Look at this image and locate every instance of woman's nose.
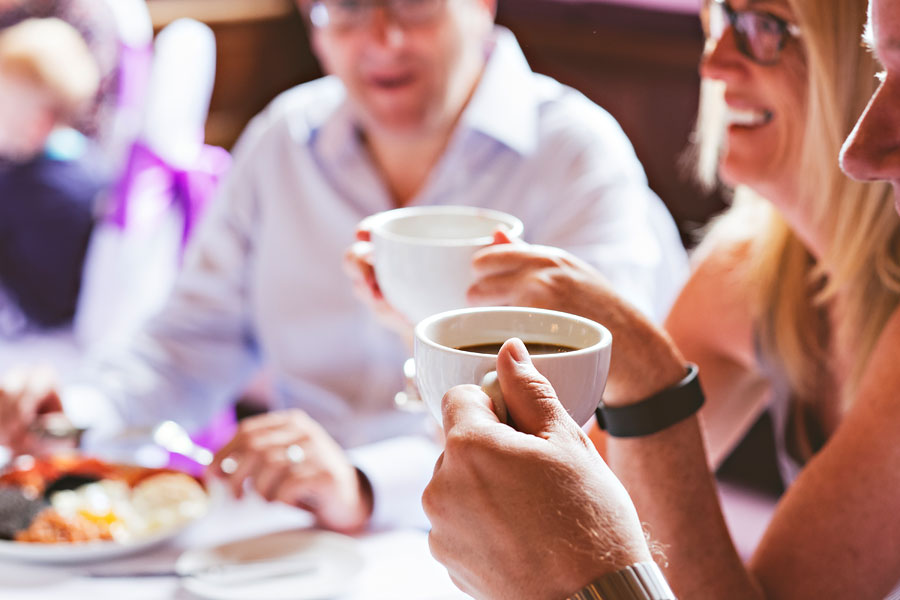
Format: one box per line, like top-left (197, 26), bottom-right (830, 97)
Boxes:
top-left (699, 26), bottom-right (747, 84)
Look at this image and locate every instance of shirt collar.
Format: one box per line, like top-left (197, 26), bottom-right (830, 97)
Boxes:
top-left (459, 27), bottom-right (540, 156)
top-left (305, 79), bottom-right (359, 165)
top-left (311, 26), bottom-right (540, 164)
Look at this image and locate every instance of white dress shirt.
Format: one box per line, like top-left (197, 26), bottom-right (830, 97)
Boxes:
top-left (64, 28), bottom-right (688, 528)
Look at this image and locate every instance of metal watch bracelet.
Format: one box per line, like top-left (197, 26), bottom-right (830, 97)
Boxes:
top-left (566, 561), bottom-right (676, 600)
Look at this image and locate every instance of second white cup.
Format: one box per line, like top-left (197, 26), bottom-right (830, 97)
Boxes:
top-left (369, 206), bottom-right (524, 324)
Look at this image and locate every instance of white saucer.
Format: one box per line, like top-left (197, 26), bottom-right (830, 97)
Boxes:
top-left (176, 528), bottom-right (364, 600)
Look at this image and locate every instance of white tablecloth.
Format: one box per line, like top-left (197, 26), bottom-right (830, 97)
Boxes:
top-left (0, 490), bottom-right (470, 600)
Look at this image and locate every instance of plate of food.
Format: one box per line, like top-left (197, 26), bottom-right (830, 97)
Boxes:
top-left (0, 454), bottom-right (209, 564)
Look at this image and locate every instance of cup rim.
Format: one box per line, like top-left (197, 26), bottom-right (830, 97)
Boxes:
top-left (414, 306), bottom-right (612, 357)
top-left (369, 206), bottom-right (525, 247)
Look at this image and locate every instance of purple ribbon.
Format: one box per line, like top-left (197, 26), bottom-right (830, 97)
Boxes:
top-left (108, 141), bottom-right (231, 252)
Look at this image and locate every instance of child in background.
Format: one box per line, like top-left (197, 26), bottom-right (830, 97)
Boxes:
top-left (0, 18), bottom-right (107, 331)
top-left (0, 0), bottom-right (119, 142)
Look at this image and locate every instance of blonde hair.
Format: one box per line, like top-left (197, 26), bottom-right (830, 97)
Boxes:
top-left (0, 18), bottom-right (100, 123)
top-left (696, 0), bottom-right (900, 456)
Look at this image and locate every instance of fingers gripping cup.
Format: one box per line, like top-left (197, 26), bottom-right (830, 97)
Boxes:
top-left (414, 307), bottom-right (612, 428)
top-left (369, 206), bottom-right (524, 324)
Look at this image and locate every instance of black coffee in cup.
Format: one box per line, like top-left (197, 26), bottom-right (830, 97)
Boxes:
top-left (455, 342), bottom-right (577, 355)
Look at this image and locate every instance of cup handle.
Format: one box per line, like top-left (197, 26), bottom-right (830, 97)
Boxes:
top-left (480, 371), bottom-right (508, 424)
top-left (395, 358), bottom-right (427, 413)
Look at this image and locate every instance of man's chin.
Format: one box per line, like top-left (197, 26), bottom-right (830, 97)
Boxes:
top-left (350, 97), bottom-right (437, 136)
top-left (894, 184), bottom-right (900, 217)
top-left (367, 112), bottom-right (435, 138)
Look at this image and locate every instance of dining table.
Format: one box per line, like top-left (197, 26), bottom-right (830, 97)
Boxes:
top-left (0, 325), bottom-right (472, 600)
top-left (0, 483), bottom-right (471, 600)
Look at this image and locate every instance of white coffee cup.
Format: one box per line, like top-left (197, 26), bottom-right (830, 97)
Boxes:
top-left (368, 206), bottom-right (524, 324)
top-left (414, 307), bottom-right (612, 427)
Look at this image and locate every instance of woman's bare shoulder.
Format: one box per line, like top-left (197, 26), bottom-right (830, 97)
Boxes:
top-left (665, 236), bottom-right (758, 367)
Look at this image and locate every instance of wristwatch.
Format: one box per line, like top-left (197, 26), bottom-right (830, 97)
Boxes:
top-left (567, 562), bottom-right (676, 600)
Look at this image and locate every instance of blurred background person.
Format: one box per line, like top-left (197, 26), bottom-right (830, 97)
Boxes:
top-left (0, 0), bottom-right (119, 146)
top-left (0, 18), bottom-right (107, 334)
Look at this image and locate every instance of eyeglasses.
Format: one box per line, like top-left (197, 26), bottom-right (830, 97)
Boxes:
top-left (308, 0), bottom-right (447, 30)
top-left (701, 0), bottom-right (801, 66)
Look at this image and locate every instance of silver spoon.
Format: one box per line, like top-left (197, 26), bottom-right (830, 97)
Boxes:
top-left (152, 420), bottom-right (239, 474)
top-left (152, 420), bottom-right (214, 466)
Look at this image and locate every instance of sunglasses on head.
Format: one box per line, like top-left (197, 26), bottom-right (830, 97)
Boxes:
top-left (702, 0), bottom-right (801, 66)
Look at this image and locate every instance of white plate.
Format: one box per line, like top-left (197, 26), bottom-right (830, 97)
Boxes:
top-left (0, 525), bottom-right (185, 564)
top-left (176, 529), bottom-right (364, 600)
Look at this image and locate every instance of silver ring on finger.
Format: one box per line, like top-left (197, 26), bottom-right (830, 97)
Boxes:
top-left (286, 443), bottom-right (306, 465)
top-left (220, 455), bottom-right (239, 475)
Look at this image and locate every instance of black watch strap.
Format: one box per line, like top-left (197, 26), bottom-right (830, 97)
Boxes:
top-left (595, 363), bottom-right (703, 438)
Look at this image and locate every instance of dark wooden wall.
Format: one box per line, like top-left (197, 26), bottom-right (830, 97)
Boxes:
top-left (196, 10), bottom-right (319, 148)
top-left (161, 0), bottom-right (725, 243)
top-left (497, 0), bottom-right (726, 244)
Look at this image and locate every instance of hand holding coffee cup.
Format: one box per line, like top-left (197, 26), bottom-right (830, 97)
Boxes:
top-left (366, 206), bottom-right (524, 324)
top-left (343, 226), bottom-right (413, 342)
top-left (414, 307), bottom-right (612, 427)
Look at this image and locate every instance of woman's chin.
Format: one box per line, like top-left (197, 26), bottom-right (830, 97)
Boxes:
top-left (715, 160), bottom-right (745, 190)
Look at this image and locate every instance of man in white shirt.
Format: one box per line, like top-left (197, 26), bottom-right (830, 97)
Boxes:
top-left (0, 0), bottom-right (687, 532)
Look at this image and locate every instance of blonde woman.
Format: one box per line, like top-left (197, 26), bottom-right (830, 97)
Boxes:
top-left (671, 0), bottom-right (900, 474)
top-left (459, 0), bottom-right (900, 597)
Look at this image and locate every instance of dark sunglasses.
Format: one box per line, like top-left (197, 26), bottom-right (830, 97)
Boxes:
top-left (701, 0), bottom-right (801, 66)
